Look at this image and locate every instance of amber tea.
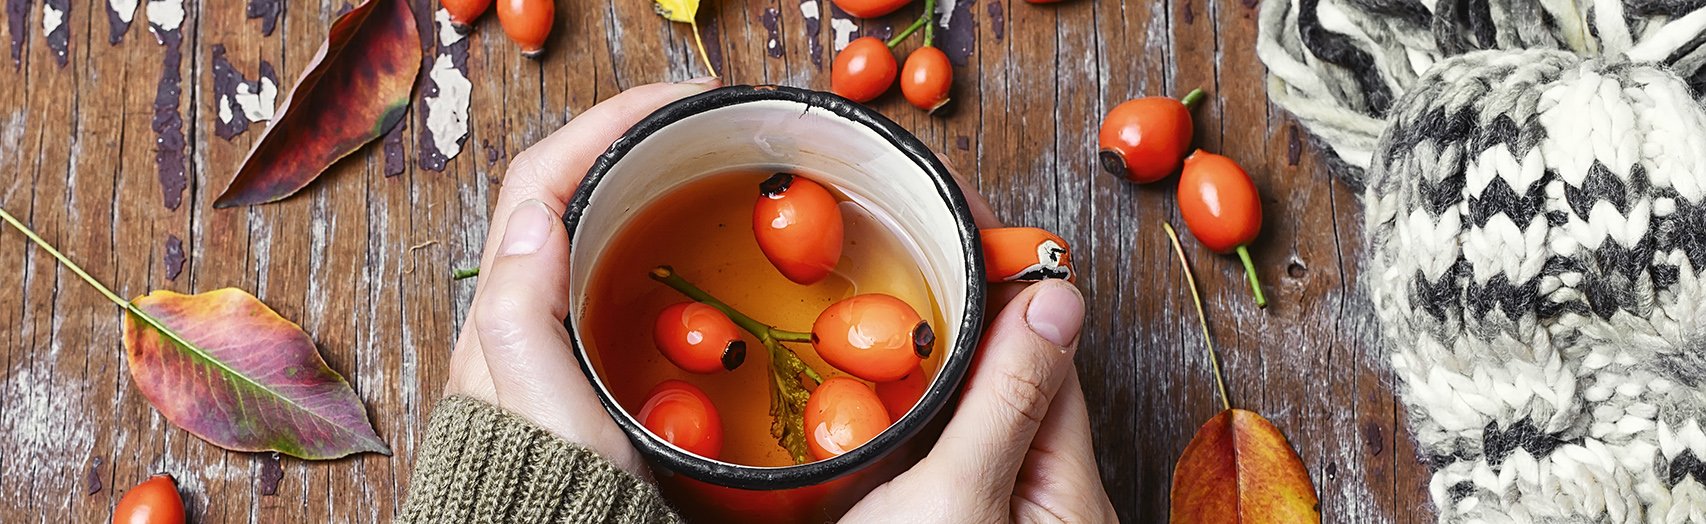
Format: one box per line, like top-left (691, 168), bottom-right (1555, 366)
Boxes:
top-left (581, 170), bottom-right (947, 468)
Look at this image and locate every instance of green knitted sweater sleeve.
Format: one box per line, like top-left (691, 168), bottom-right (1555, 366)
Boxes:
top-left (396, 395), bottom-right (682, 523)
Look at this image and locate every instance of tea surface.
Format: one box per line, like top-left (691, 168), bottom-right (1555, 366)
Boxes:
top-left (582, 171), bottom-right (945, 467)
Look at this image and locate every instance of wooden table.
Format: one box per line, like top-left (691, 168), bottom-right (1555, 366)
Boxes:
top-left (0, 0), bottom-right (1434, 520)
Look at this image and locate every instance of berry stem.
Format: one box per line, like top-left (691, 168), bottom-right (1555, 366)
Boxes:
top-left (887, 0), bottom-right (937, 48)
top-left (451, 266), bottom-right (480, 280)
top-left (1180, 88), bottom-right (1206, 110)
top-left (1235, 245), bottom-right (1268, 309)
top-left (649, 266), bottom-right (824, 383)
top-left (1163, 223), bottom-right (1232, 412)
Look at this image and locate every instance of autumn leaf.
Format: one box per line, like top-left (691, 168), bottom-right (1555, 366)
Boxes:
top-left (0, 208), bottom-right (387, 460)
top-left (214, 0), bottom-right (422, 208)
top-left (124, 289), bottom-right (390, 459)
top-left (653, 0), bottom-right (717, 77)
top-left (1170, 409), bottom-right (1320, 522)
top-left (1163, 223), bottom-right (1319, 523)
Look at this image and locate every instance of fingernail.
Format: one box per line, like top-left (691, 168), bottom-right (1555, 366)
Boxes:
top-left (498, 200), bottom-right (556, 257)
top-left (680, 76), bottom-right (722, 86)
top-left (1025, 281), bottom-right (1084, 347)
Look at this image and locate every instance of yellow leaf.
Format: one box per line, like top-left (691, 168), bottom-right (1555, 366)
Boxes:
top-left (653, 0), bottom-right (699, 23)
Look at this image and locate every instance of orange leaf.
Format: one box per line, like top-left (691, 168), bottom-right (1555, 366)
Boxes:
top-left (123, 289), bottom-right (388, 459)
top-left (1171, 409), bottom-right (1319, 523)
top-left (213, 0), bottom-right (421, 207)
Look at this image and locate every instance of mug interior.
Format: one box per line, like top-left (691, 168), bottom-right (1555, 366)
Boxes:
top-left (563, 86), bottom-right (984, 489)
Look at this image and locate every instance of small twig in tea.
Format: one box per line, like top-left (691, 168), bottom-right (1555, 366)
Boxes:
top-left (648, 265), bottom-right (823, 382)
top-left (1164, 222), bottom-right (1232, 412)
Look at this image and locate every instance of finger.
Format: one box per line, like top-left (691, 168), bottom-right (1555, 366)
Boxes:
top-left (473, 199), bottom-right (642, 472)
top-left (455, 80), bottom-right (721, 368)
top-left (923, 280), bottom-right (1085, 496)
top-left (480, 79), bottom-right (722, 273)
top-left (1014, 366), bottom-right (1117, 521)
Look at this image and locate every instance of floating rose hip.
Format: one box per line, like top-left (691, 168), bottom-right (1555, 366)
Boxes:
top-left (639, 380), bottom-right (724, 460)
top-left (1098, 89), bottom-right (1204, 184)
top-left (805, 377), bottom-right (890, 461)
top-left (753, 173), bottom-right (844, 285)
top-left (876, 366), bottom-right (929, 421)
top-left (654, 301), bottom-right (747, 373)
top-left (812, 293), bottom-right (932, 383)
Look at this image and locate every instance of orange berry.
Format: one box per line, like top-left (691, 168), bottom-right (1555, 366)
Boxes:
top-left (753, 173), bottom-right (844, 285)
top-left (441, 0), bottom-right (493, 32)
top-left (900, 46), bottom-right (952, 112)
top-left (639, 380), bottom-right (724, 459)
top-left (654, 302), bottom-right (747, 374)
top-left (804, 377), bottom-right (890, 461)
top-left (496, 0), bottom-right (553, 59)
top-left (875, 366), bottom-right (929, 421)
top-left (112, 474), bottom-right (184, 524)
top-left (811, 293), bottom-right (930, 383)
top-left (831, 37), bottom-right (897, 104)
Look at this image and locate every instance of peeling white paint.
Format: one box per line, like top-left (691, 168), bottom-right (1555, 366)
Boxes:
top-left (435, 8), bottom-right (464, 46)
top-left (147, 0), bottom-right (184, 37)
top-left (234, 77), bottom-right (277, 122)
top-left (110, 0), bottom-right (138, 23)
top-left (801, 0), bottom-right (819, 20)
top-left (42, 5), bottom-right (63, 34)
top-left (424, 55), bottom-right (471, 159)
top-left (937, 0), bottom-right (957, 27)
top-left (218, 94), bottom-right (235, 124)
top-left (831, 18), bottom-right (857, 51)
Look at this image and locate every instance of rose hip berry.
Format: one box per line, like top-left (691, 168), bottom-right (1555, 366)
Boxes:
top-left (1178, 150), bottom-right (1268, 308)
top-left (496, 0), bottom-right (553, 59)
top-left (900, 46), bottom-right (953, 113)
top-left (441, 0), bottom-right (493, 33)
top-left (875, 366), bottom-right (928, 421)
top-left (639, 380), bottom-right (724, 459)
top-left (654, 302), bottom-right (748, 373)
top-left (812, 293), bottom-right (932, 383)
top-left (753, 173), bottom-right (844, 285)
top-left (831, 37), bottom-right (898, 104)
top-left (1098, 89), bottom-right (1204, 184)
top-left (112, 474), bottom-right (184, 524)
top-left (804, 377), bottom-right (890, 461)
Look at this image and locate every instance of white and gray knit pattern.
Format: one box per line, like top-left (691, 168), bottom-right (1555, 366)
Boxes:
top-left (1260, 1), bottom-right (1706, 522)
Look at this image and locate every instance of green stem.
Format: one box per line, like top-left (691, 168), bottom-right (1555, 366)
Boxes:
top-left (1163, 223), bottom-right (1232, 412)
top-left (0, 207), bottom-right (129, 306)
top-left (887, 16), bottom-right (927, 47)
top-left (452, 266), bottom-right (480, 280)
top-left (648, 266), bottom-right (823, 383)
top-left (1180, 88), bottom-right (1206, 110)
top-left (887, 0), bottom-right (938, 48)
top-left (1235, 246), bottom-right (1268, 309)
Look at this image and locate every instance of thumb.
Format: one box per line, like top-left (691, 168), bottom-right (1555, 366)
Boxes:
top-left (923, 280), bottom-right (1084, 496)
top-left (472, 199), bottom-right (640, 471)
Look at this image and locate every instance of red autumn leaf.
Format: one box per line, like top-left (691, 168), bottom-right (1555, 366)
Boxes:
top-left (213, 0), bottom-right (421, 207)
top-left (1171, 409), bottom-right (1320, 523)
top-left (122, 288), bottom-right (389, 459)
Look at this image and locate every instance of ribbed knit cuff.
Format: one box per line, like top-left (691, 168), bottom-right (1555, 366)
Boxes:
top-left (397, 395), bottom-right (681, 523)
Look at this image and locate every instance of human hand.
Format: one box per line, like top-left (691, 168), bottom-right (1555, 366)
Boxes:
top-left (442, 78), bottom-right (722, 477)
top-left (842, 171), bottom-right (1116, 523)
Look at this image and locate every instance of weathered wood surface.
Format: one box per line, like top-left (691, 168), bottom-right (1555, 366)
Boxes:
top-left (0, 0), bottom-right (1432, 521)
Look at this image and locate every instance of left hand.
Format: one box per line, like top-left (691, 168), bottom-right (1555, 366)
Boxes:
top-left (443, 78), bottom-right (723, 477)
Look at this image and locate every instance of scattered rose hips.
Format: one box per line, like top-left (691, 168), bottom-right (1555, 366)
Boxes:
top-left (654, 302), bottom-right (747, 373)
top-left (831, 37), bottom-right (898, 104)
top-left (1098, 89), bottom-right (1204, 184)
top-left (112, 474), bottom-right (184, 524)
top-left (876, 366), bottom-right (929, 421)
top-left (496, 0), bottom-right (553, 59)
top-left (639, 380), bottom-right (724, 460)
top-left (900, 46), bottom-right (953, 113)
top-left (753, 173), bottom-right (844, 285)
top-left (441, 0), bottom-right (493, 33)
top-left (804, 377), bottom-right (890, 461)
top-left (812, 293), bottom-right (932, 383)
top-left (1177, 150), bottom-right (1267, 308)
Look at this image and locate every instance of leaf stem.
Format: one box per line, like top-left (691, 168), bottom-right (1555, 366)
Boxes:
top-left (887, 16), bottom-right (927, 47)
top-left (1235, 246), bottom-right (1268, 309)
top-left (1163, 223), bottom-right (1232, 412)
top-left (1180, 88), bottom-right (1206, 110)
top-left (648, 266), bottom-right (823, 383)
top-left (0, 207), bottom-right (129, 306)
top-left (923, 0), bottom-right (936, 48)
top-left (689, 21), bottom-right (717, 77)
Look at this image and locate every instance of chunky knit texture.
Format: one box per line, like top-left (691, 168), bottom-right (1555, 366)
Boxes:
top-left (1260, 0), bottom-right (1706, 521)
top-left (397, 396), bottom-right (681, 523)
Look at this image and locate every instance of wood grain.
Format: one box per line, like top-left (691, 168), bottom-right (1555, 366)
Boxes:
top-left (0, 0), bottom-right (1432, 521)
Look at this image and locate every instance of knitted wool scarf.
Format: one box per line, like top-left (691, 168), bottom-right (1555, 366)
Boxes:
top-left (1259, 0), bottom-right (1706, 521)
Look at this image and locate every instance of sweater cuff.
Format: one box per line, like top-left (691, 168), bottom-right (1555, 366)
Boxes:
top-left (398, 395), bottom-right (680, 523)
